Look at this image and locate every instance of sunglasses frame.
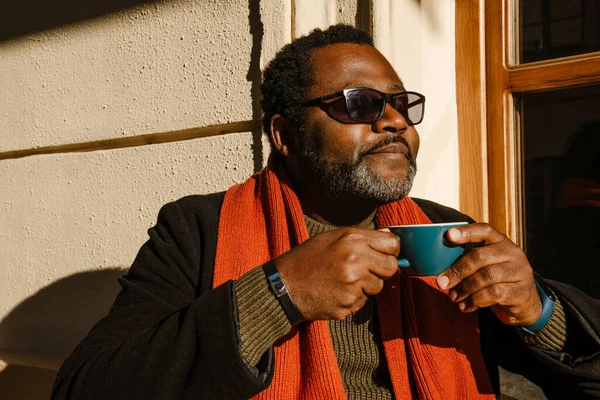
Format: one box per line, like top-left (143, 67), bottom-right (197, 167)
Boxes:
top-left (297, 87), bottom-right (426, 125)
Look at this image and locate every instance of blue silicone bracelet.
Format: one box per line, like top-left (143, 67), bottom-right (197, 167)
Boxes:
top-left (521, 280), bottom-right (556, 335)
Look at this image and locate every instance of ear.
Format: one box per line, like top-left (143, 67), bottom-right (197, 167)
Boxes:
top-left (270, 114), bottom-right (294, 158)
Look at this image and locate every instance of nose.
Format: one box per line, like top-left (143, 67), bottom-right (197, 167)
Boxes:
top-left (371, 103), bottom-right (409, 133)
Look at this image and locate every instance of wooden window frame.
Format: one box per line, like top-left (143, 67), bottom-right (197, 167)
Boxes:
top-left (456, 0), bottom-right (600, 243)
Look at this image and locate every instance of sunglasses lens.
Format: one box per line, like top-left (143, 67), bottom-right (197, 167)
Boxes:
top-left (392, 93), bottom-right (424, 125)
top-left (327, 97), bottom-right (354, 123)
top-left (346, 90), bottom-right (385, 122)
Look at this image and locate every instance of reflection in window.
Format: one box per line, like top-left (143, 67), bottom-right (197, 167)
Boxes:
top-left (520, 0), bottom-right (600, 63)
top-left (521, 85), bottom-right (600, 298)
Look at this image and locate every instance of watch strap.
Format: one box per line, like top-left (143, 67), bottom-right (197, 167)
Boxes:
top-left (263, 260), bottom-right (304, 326)
top-left (521, 274), bottom-right (556, 335)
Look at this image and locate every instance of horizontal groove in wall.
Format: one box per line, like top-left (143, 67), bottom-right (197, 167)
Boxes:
top-left (0, 120), bottom-right (259, 161)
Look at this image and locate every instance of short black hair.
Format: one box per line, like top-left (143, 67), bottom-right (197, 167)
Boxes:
top-left (260, 24), bottom-right (374, 140)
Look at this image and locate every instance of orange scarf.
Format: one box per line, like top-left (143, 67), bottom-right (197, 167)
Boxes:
top-left (213, 158), bottom-right (494, 399)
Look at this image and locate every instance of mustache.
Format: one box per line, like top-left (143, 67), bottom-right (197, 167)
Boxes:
top-left (359, 134), bottom-right (416, 164)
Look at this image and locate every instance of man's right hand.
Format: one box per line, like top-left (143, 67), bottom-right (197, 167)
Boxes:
top-left (274, 228), bottom-right (400, 321)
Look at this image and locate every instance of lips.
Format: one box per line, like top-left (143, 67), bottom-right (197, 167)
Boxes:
top-left (368, 143), bottom-right (408, 157)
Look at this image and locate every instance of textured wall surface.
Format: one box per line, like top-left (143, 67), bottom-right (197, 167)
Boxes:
top-left (0, 0), bottom-right (255, 152)
top-left (1, 132), bottom-right (258, 366)
top-left (0, 0), bottom-right (459, 397)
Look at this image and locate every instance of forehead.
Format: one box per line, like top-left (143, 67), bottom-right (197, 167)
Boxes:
top-left (308, 43), bottom-right (403, 96)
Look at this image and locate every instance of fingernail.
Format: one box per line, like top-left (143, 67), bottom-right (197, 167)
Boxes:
top-left (458, 302), bottom-right (466, 311)
top-left (448, 228), bottom-right (460, 239)
top-left (437, 275), bottom-right (449, 289)
top-left (449, 290), bottom-right (457, 301)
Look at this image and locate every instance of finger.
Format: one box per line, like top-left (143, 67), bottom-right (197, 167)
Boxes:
top-left (367, 253), bottom-right (399, 279)
top-left (336, 228), bottom-right (400, 257)
top-left (448, 263), bottom-right (518, 303)
top-left (456, 283), bottom-right (516, 313)
top-left (365, 230), bottom-right (401, 257)
top-left (458, 283), bottom-right (535, 322)
top-left (337, 288), bottom-right (369, 313)
top-left (446, 223), bottom-right (507, 246)
top-left (437, 243), bottom-right (509, 290)
top-left (362, 275), bottom-right (385, 296)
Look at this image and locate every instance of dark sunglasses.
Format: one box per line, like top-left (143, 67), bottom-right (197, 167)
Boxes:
top-left (297, 87), bottom-right (426, 125)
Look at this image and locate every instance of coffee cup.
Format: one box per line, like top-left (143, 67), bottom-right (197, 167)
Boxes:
top-left (386, 222), bottom-right (468, 276)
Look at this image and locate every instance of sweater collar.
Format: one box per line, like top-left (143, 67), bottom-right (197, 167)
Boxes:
top-left (303, 214), bottom-right (376, 237)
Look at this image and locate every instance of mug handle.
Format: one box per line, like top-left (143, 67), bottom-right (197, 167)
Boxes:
top-left (397, 259), bottom-right (411, 268)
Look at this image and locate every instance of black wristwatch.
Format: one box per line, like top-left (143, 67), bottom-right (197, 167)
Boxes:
top-left (263, 260), bottom-right (304, 326)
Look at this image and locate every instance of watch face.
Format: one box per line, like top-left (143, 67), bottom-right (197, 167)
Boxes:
top-left (267, 272), bottom-right (286, 297)
top-left (272, 281), bottom-right (286, 296)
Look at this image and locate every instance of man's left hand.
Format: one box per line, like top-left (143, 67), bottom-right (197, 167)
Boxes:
top-left (436, 223), bottom-right (542, 327)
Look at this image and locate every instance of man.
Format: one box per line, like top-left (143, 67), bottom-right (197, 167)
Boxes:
top-left (53, 24), bottom-right (600, 399)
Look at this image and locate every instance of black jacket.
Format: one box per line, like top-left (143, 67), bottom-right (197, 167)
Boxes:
top-left (52, 193), bottom-right (600, 399)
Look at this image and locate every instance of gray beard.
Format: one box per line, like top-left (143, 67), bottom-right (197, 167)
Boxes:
top-left (297, 135), bottom-right (417, 203)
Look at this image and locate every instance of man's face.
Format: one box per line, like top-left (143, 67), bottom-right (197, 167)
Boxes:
top-left (292, 43), bottom-right (420, 203)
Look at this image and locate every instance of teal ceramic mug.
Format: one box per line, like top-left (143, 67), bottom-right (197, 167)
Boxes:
top-left (386, 222), bottom-right (469, 276)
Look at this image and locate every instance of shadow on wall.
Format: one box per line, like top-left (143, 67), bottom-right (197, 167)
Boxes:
top-left (247, 0), bottom-right (265, 172)
top-left (0, 0), bottom-right (163, 42)
top-left (0, 268), bottom-right (125, 377)
top-left (0, 365), bottom-right (58, 400)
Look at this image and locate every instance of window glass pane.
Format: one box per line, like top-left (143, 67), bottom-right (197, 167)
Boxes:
top-left (519, 0), bottom-right (600, 63)
top-left (521, 84), bottom-right (600, 299)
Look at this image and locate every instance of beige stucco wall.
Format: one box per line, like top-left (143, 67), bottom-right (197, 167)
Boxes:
top-left (0, 0), bottom-right (256, 151)
top-left (0, 0), bottom-right (457, 397)
top-left (373, 0), bottom-right (459, 206)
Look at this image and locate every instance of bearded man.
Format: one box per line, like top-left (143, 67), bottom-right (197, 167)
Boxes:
top-left (53, 24), bottom-right (600, 400)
